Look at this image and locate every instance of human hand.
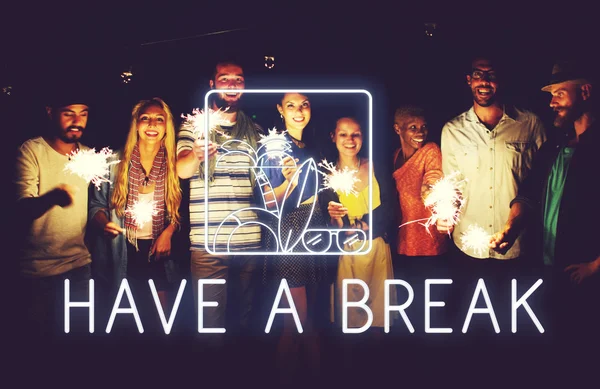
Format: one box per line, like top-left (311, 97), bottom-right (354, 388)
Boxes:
top-left (489, 223), bottom-right (519, 254)
top-left (328, 201), bottom-right (348, 219)
top-left (565, 262), bottom-right (600, 285)
top-left (193, 139), bottom-right (218, 162)
top-left (150, 230), bottom-right (172, 260)
top-left (353, 219), bottom-right (369, 232)
top-left (436, 218), bottom-right (454, 234)
top-left (52, 184), bottom-right (79, 207)
top-left (328, 201), bottom-right (347, 228)
top-left (104, 221), bottom-right (124, 238)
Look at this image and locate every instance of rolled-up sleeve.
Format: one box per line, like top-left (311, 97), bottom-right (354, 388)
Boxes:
top-left (88, 155), bottom-right (119, 222)
top-left (441, 123), bottom-right (459, 176)
top-left (88, 181), bottom-right (110, 221)
top-left (510, 143), bottom-right (553, 210)
top-left (15, 144), bottom-right (39, 201)
top-left (532, 116), bottom-right (547, 151)
top-left (177, 126), bottom-right (195, 155)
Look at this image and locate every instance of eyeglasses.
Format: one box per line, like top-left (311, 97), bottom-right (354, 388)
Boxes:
top-left (301, 228), bottom-right (368, 253)
top-left (471, 69), bottom-right (498, 82)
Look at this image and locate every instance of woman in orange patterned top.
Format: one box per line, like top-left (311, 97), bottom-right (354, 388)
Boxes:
top-left (393, 106), bottom-right (448, 259)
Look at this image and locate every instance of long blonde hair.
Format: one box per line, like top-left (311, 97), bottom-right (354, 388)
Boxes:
top-left (112, 97), bottom-right (181, 227)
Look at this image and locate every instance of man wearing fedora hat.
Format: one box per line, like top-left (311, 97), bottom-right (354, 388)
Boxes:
top-left (490, 60), bottom-right (599, 337)
top-left (14, 87), bottom-right (93, 337)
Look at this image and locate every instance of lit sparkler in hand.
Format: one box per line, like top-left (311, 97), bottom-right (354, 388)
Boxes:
top-left (64, 147), bottom-right (120, 190)
top-left (318, 159), bottom-right (360, 196)
top-left (422, 171), bottom-right (466, 229)
top-left (398, 171), bottom-right (466, 231)
top-left (126, 198), bottom-right (158, 229)
top-left (258, 127), bottom-right (291, 159)
top-left (460, 224), bottom-right (491, 257)
top-left (180, 107), bottom-right (232, 141)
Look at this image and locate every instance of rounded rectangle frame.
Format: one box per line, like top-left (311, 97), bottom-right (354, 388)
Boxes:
top-left (203, 89), bottom-right (373, 256)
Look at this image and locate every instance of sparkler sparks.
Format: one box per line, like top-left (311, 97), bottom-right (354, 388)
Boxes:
top-left (126, 198), bottom-right (158, 229)
top-left (422, 171), bottom-right (466, 229)
top-left (398, 171), bottom-right (466, 232)
top-left (258, 127), bottom-right (291, 159)
top-left (318, 159), bottom-right (360, 196)
top-left (64, 147), bottom-right (120, 190)
top-left (180, 107), bottom-right (232, 140)
top-left (460, 224), bottom-right (491, 257)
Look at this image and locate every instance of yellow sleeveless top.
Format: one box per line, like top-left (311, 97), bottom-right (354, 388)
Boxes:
top-left (337, 171), bottom-right (381, 222)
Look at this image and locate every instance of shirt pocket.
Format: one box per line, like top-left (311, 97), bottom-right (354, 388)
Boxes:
top-left (456, 144), bottom-right (479, 178)
top-left (504, 141), bottom-right (534, 182)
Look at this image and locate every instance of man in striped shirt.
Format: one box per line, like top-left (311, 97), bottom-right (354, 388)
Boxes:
top-left (177, 60), bottom-right (263, 335)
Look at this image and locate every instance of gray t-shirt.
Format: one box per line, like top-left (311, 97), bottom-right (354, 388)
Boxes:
top-left (15, 137), bottom-right (91, 277)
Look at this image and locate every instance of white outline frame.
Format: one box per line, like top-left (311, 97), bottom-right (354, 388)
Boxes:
top-left (203, 89), bottom-right (373, 256)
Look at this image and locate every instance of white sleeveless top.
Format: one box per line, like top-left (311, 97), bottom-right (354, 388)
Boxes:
top-left (137, 191), bottom-right (154, 240)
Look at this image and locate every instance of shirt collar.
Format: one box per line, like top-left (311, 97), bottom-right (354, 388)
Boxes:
top-left (502, 105), bottom-right (518, 122)
top-left (466, 105), bottom-right (518, 124)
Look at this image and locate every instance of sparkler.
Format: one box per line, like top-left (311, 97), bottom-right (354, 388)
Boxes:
top-left (460, 224), bottom-right (491, 257)
top-left (399, 171), bottom-right (466, 231)
top-left (257, 127), bottom-right (291, 159)
top-left (64, 147), bottom-right (120, 190)
top-left (126, 198), bottom-right (158, 229)
top-left (180, 107), bottom-right (232, 141)
top-left (318, 159), bottom-right (360, 196)
top-left (422, 171), bottom-right (466, 228)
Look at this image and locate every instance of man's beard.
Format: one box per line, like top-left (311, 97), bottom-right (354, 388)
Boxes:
top-left (59, 126), bottom-right (84, 143)
top-left (212, 94), bottom-right (240, 111)
top-left (553, 104), bottom-right (584, 128)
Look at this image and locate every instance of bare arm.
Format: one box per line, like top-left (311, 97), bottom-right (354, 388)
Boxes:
top-left (489, 202), bottom-right (529, 253)
top-left (176, 141), bottom-right (217, 179)
top-left (15, 145), bottom-right (77, 221)
top-left (91, 209), bottom-right (124, 237)
top-left (17, 184), bottom-right (78, 222)
top-left (263, 156), bottom-right (300, 208)
top-left (263, 181), bottom-right (297, 209)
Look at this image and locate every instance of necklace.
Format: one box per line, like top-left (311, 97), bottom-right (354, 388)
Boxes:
top-left (141, 167), bottom-right (152, 187)
top-left (287, 133), bottom-right (305, 147)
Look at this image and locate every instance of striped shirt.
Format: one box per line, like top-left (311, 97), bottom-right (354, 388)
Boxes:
top-left (177, 123), bottom-right (262, 252)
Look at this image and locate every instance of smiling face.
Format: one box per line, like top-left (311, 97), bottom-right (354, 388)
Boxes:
top-left (137, 104), bottom-right (166, 145)
top-left (209, 63), bottom-right (245, 109)
top-left (332, 118), bottom-right (363, 159)
top-left (548, 82), bottom-right (585, 128)
top-left (467, 58), bottom-right (500, 107)
top-left (277, 93), bottom-right (311, 133)
top-left (395, 115), bottom-right (428, 152)
top-left (49, 104), bottom-right (89, 144)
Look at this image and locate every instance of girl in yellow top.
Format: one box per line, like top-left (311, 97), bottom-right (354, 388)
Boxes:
top-left (327, 117), bottom-right (397, 330)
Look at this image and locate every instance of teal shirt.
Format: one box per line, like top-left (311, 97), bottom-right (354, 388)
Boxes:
top-left (542, 146), bottom-right (575, 266)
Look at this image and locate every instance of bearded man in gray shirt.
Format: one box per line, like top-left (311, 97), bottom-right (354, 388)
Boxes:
top-left (15, 89), bottom-right (93, 337)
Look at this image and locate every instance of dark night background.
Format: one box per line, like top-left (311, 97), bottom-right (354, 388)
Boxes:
top-left (2, 2), bottom-right (599, 387)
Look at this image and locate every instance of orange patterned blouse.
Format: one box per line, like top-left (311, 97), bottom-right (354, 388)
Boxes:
top-left (393, 142), bottom-right (448, 256)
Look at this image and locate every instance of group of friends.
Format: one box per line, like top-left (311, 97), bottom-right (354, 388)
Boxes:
top-left (13, 55), bottom-right (600, 375)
